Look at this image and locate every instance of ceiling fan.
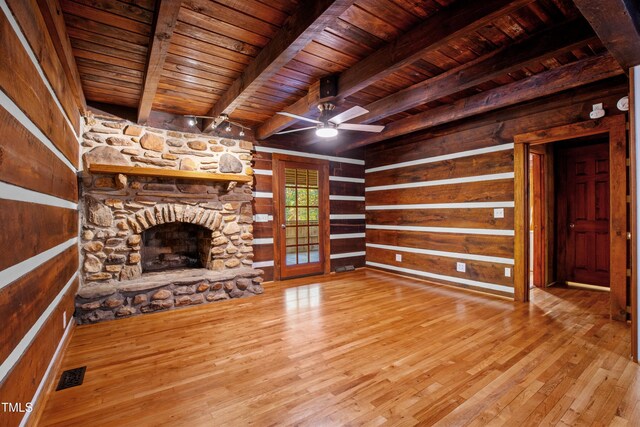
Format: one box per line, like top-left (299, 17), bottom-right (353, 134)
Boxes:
top-left (275, 103), bottom-right (384, 138)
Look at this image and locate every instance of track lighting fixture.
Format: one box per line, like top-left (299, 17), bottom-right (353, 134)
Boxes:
top-left (183, 114), bottom-right (249, 138)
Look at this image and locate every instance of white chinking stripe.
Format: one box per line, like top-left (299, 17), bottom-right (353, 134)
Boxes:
top-left (331, 214), bottom-right (365, 220)
top-left (0, 238), bottom-right (77, 291)
top-left (255, 146), bottom-right (364, 165)
top-left (0, 90), bottom-right (77, 173)
top-left (0, 182), bottom-right (78, 210)
top-left (330, 176), bottom-right (365, 183)
top-left (253, 260), bottom-right (274, 268)
top-left (366, 261), bottom-right (514, 294)
top-left (254, 169), bottom-right (273, 176)
top-left (366, 243), bottom-right (514, 265)
top-left (254, 238), bottom-right (274, 245)
top-left (366, 202), bottom-right (514, 210)
top-left (330, 251), bottom-right (366, 259)
top-left (0, 0), bottom-right (80, 141)
top-left (366, 172), bottom-right (514, 192)
top-left (19, 317), bottom-right (74, 427)
top-left (253, 191), bottom-right (273, 198)
top-left (367, 224), bottom-right (514, 236)
top-left (329, 195), bottom-right (365, 201)
top-left (253, 214), bottom-right (273, 221)
top-left (330, 233), bottom-right (366, 239)
top-left (365, 144), bottom-right (514, 173)
top-left (0, 271), bottom-right (78, 384)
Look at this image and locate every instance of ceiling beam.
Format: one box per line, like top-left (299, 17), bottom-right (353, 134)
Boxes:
top-left (205, 0), bottom-right (355, 125)
top-left (344, 18), bottom-right (597, 127)
top-left (574, 0), bottom-right (640, 71)
top-left (137, 0), bottom-right (182, 124)
top-left (341, 53), bottom-right (623, 151)
top-left (255, 0), bottom-right (534, 140)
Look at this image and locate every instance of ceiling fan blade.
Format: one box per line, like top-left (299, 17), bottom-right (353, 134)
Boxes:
top-left (275, 126), bottom-right (317, 135)
top-left (276, 111), bottom-right (321, 124)
top-left (329, 105), bottom-right (369, 124)
top-left (337, 123), bottom-right (385, 133)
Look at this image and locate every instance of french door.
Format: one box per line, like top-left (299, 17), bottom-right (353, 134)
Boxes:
top-left (273, 156), bottom-right (329, 279)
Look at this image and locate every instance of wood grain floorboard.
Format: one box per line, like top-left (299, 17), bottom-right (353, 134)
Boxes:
top-left (37, 269), bottom-right (639, 426)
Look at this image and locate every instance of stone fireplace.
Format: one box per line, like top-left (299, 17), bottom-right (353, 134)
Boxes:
top-left (75, 115), bottom-right (264, 324)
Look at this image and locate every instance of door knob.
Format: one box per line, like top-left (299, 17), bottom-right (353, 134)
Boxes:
top-left (281, 224), bottom-right (286, 229)
top-left (569, 223), bottom-right (575, 229)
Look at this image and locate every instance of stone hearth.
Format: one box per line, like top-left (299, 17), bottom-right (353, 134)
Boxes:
top-left (76, 267), bottom-right (264, 323)
top-left (76, 115), bottom-right (263, 323)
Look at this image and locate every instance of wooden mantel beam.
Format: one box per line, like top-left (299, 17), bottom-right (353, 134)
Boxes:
top-left (137, 0), bottom-right (182, 124)
top-left (255, 0), bottom-right (534, 140)
top-left (205, 0), bottom-right (355, 124)
top-left (574, 0), bottom-right (640, 71)
top-left (341, 53), bottom-right (623, 151)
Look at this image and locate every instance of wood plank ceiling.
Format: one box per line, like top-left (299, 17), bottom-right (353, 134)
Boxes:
top-left (61, 0), bottom-right (616, 142)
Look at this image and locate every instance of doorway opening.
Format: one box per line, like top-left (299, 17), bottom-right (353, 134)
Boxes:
top-left (529, 136), bottom-right (611, 292)
top-left (514, 116), bottom-right (627, 321)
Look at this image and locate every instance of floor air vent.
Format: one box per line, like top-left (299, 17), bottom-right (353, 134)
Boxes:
top-left (56, 366), bottom-right (86, 391)
top-left (335, 265), bottom-right (355, 273)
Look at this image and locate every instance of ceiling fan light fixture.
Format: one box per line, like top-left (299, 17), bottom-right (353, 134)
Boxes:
top-left (315, 126), bottom-right (338, 138)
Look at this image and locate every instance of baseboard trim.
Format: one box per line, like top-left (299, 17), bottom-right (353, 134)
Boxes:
top-left (22, 318), bottom-right (75, 427)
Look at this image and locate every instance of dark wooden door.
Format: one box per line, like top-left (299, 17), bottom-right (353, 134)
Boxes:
top-left (275, 159), bottom-right (328, 279)
top-left (558, 142), bottom-right (610, 287)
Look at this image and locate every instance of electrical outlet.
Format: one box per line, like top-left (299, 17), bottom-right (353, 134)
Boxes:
top-left (395, 254), bottom-right (402, 262)
top-left (456, 262), bottom-right (466, 273)
top-left (63, 311), bottom-right (67, 329)
top-left (505, 267), bottom-right (511, 277)
top-left (494, 208), bottom-right (504, 219)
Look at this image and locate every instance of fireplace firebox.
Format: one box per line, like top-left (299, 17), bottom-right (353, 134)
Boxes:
top-left (141, 223), bottom-right (212, 272)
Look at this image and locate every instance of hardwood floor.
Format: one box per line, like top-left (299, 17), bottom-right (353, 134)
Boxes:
top-left (38, 269), bottom-right (639, 426)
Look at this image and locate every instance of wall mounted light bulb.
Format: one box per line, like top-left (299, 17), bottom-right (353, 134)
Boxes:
top-left (225, 124), bottom-right (232, 132)
top-left (239, 129), bottom-right (245, 137)
top-left (188, 118), bottom-right (196, 126)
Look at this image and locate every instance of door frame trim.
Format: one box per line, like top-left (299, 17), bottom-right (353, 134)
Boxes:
top-left (513, 115), bottom-right (627, 322)
top-left (272, 153), bottom-right (331, 281)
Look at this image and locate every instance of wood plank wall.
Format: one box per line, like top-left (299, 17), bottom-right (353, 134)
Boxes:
top-left (364, 78), bottom-right (629, 298)
top-left (0, 1), bottom-right (82, 425)
top-left (253, 144), bottom-right (365, 281)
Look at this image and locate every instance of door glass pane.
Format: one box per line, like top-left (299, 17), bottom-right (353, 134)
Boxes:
top-left (286, 227), bottom-right (296, 246)
top-left (298, 227), bottom-right (308, 245)
top-left (309, 170), bottom-right (319, 188)
top-left (297, 188), bottom-right (308, 206)
top-left (286, 246), bottom-right (297, 266)
top-left (297, 169), bottom-right (307, 186)
top-left (285, 168), bottom-right (296, 186)
top-left (309, 208), bottom-right (319, 223)
top-left (309, 189), bottom-right (319, 206)
top-left (298, 246), bottom-right (309, 264)
top-left (298, 207), bottom-right (308, 225)
top-left (285, 188), bottom-right (296, 206)
top-left (310, 245), bottom-right (319, 263)
top-left (309, 226), bottom-right (319, 244)
top-left (285, 207), bottom-right (296, 225)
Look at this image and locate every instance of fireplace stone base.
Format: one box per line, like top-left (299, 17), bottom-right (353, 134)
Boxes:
top-left (76, 267), bottom-right (264, 324)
